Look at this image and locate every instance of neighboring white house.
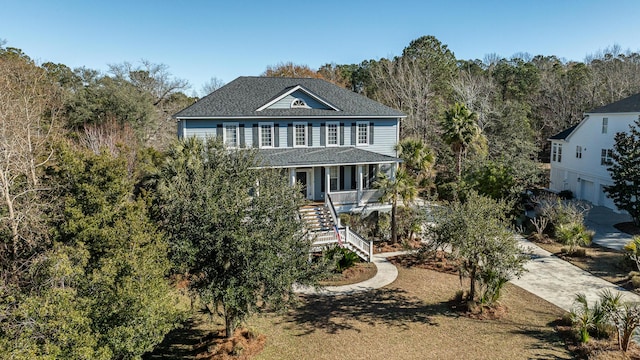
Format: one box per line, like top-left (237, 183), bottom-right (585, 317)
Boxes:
top-left (549, 92), bottom-right (640, 211)
top-left (173, 76), bottom-right (406, 213)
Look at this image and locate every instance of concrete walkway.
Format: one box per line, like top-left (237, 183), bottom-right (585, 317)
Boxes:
top-left (294, 251), bottom-right (407, 296)
top-left (297, 206), bottom-right (640, 312)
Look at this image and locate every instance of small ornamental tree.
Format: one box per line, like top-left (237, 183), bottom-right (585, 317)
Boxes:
top-left (604, 119), bottom-right (640, 226)
top-left (431, 192), bottom-right (528, 305)
top-left (153, 137), bottom-right (327, 337)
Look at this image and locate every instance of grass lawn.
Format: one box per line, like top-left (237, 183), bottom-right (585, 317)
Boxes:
top-left (250, 264), bottom-right (570, 360)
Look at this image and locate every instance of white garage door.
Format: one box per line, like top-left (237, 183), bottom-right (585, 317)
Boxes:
top-left (599, 185), bottom-right (616, 210)
top-left (580, 180), bottom-right (595, 204)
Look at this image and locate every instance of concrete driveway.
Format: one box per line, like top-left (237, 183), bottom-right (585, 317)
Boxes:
top-left (512, 206), bottom-right (639, 312)
top-left (586, 206), bottom-right (633, 250)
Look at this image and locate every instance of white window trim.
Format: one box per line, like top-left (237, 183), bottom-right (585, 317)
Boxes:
top-left (576, 145), bottom-right (582, 159)
top-left (223, 122), bottom-right (239, 148)
top-left (258, 122), bottom-right (274, 148)
top-left (601, 148), bottom-right (613, 166)
top-left (552, 142), bottom-right (562, 162)
top-left (356, 121), bottom-right (369, 146)
top-left (326, 121), bottom-right (339, 147)
top-left (293, 122), bottom-right (308, 147)
top-left (291, 98), bottom-right (310, 109)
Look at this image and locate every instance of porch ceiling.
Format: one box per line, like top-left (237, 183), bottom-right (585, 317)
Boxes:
top-left (256, 147), bottom-right (401, 168)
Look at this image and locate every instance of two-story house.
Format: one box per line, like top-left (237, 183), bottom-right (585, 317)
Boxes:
top-left (174, 77), bottom-right (406, 261)
top-left (549, 92), bottom-right (640, 211)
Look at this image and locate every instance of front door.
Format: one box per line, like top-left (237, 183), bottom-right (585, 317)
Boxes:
top-left (295, 170), bottom-right (313, 200)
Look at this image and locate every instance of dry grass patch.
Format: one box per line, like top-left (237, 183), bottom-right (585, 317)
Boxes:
top-left (251, 266), bottom-right (571, 360)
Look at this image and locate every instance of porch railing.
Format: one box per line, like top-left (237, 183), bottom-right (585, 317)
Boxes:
top-left (327, 189), bottom-right (383, 206)
top-left (309, 226), bottom-right (373, 262)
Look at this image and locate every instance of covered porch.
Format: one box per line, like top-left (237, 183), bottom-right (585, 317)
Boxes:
top-left (258, 147), bottom-right (400, 212)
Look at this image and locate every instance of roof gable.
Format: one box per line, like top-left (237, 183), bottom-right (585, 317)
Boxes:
top-left (174, 76), bottom-right (405, 119)
top-left (256, 85), bottom-right (340, 111)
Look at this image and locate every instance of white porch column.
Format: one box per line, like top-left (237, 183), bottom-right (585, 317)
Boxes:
top-left (357, 165), bottom-right (363, 205)
top-left (324, 166), bottom-right (331, 195)
top-left (290, 168), bottom-right (296, 186)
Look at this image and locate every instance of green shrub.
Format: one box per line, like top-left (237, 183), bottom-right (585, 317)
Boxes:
top-left (325, 246), bottom-right (360, 273)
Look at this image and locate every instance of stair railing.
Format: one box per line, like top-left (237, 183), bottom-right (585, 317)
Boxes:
top-left (325, 193), bottom-right (340, 228)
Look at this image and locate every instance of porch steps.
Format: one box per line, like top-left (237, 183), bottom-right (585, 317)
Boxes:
top-left (299, 204), bottom-right (336, 232)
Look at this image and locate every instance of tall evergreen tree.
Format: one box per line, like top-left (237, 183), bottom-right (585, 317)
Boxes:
top-left (604, 119), bottom-right (640, 226)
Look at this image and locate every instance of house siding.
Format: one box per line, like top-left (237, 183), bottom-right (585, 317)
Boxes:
top-left (268, 90), bottom-right (329, 110)
top-left (180, 118), bottom-right (399, 156)
top-left (549, 113), bottom-right (635, 211)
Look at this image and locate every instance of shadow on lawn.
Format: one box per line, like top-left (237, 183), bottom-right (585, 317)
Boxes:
top-left (508, 319), bottom-right (574, 360)
top-left (281, 288), bottom-right (450, 335)
top-left (142, 319), bottom-right (211, 360)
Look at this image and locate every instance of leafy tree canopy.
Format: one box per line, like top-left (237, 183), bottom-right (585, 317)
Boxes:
top-left (153, 137), bottom-right (327, 337)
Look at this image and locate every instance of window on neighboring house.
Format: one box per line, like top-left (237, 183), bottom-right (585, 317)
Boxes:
top-left (294, 122), bottom-right (307, 147)
top-left (552, 143), bottom-right (562, 162)
top-left (223, 123), bottom-right (238, 147)
top-left (259, 122), bottom-right (273, 148)
top-left (601, 148), bottom-right (614, 166)
top-left (602, 118), bottom-right (608, 134)
top-left (329, 166), bottom-right (339, 191)
top-left (576, 145), bottom-right (582, 159)
top-left (357, 121), bottom-right (369, 145)
top-left (326, 122), bottom-right (339, 146)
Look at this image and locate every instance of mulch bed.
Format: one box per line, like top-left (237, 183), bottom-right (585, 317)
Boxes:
top-left (195, 328), bottom-right (266, 360)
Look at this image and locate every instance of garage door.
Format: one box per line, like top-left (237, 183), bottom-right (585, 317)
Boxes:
top-left (599, 185), bottom-right (616, 210)
top-left (580, 180), bottom-right (594, 204)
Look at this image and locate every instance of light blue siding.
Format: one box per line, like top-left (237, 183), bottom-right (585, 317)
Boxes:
top-left (269, 90), bottom-right (330, 110)
top-left (180, 118), bottom-right (399, 156)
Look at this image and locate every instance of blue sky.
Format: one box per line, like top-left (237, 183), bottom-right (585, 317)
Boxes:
top-left (2, 0), bottom-right (640, 95)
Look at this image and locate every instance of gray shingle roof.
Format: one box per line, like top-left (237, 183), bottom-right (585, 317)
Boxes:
top-left (549, 124), bottom-right (578, 140)
top-left (589, 93), bottom-right (640, 113)
top-left (174, 76), bottom-right (405, 118)
top-left (256, 147), bottom-right (400, 168)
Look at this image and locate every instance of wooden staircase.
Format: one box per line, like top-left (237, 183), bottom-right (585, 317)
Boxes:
top-left (299, 204), bottom-right (336, 232)
top-left (299, 202), bottom-right (373, 262)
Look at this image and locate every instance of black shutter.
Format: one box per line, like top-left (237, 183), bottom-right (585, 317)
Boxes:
top-left (351, 123), bottom-right (356, 145)
top-left (369, 122), bottom-right (374, 145)
top-left (239, 124), bottom-right (245, 147)
top-left (252, 124), bottom-right (258, 147)
top-left (274, 124), bottom-right (279, 147)
top-left (308, 123), bottom-right (313, 146)
top-left (320, 167), bottom-right (325, 192)
top-left (287, 124), bottom-right (293, 147)
top-left (340, 123), bottom-right (345, 145)
top-left (320, 124), bottom-right (325, 146)
top-left (340, 166), bottom-right (345, 191)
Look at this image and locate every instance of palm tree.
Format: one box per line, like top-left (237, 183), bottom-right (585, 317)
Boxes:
top-left (555, 221), bottom-right (594, 254)
top-left (375, 166), bottom-right (417, 243)
top-left (442, 102), bottom-right (482, 178)
top-left (395, 138), bottom-right (435, 192)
